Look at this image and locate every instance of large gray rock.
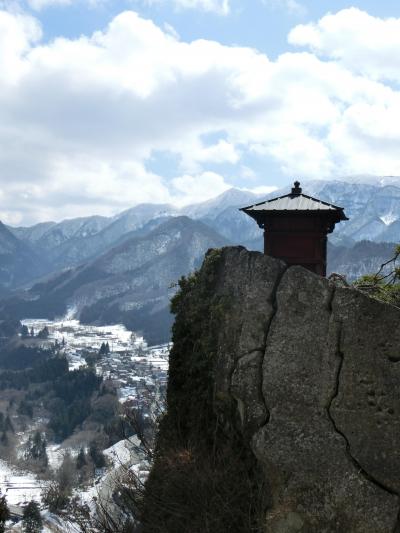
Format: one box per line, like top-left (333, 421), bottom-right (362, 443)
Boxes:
top-left (209, 248), bottom-right (400, 532)
top-left (147, 245), bottom-right (400, 532)
top-left (210, 247), bottom-right (286, 436)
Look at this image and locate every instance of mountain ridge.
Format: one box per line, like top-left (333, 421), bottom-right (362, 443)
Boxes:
top-left (3, 216), bottom-right (229, 343)
top-left (0, 221), bottom-right (50, 290)
top-left (8, 179), bottom-right (400, 254)
top-left (1, 178), bottom-right (400, 344)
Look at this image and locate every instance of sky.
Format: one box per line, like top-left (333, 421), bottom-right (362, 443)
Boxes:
top-left (2, 0), bottom-right (400, 225)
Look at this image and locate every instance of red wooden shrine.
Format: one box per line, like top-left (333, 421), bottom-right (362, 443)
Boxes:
top-left (240, 181), bottom-right (348, 276)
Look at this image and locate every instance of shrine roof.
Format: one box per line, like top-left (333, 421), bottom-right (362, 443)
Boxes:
top-left (240, 181), bottom-right (348, 220)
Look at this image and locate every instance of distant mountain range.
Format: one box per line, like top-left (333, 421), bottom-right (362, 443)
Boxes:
top-left (303, 179), bottom-right (400, 245)
top-left (8, 178), bottom-right (400, 262)
top-left (1, 178), bottom-right (400, 342)
top-left (3, 217), bottom-right (227, 344)
top-left (7, 189), bottom-right (262, 272)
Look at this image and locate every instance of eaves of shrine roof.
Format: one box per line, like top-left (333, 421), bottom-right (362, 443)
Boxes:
top-left (240, 192), bottom-right (348, 220)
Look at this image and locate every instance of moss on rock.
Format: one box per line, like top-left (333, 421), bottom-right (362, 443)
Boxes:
top-left (141, 248), bottom-right (266, 533)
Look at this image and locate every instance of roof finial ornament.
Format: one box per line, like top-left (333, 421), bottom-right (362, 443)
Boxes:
top-left (292, 180), bottom-right (302, 195)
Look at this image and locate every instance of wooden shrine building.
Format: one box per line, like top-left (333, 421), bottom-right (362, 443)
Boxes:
top-left (240, 181), bottom-right (348, 276)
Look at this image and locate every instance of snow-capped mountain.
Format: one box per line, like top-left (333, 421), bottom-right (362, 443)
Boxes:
top-left (4, 217), bottom-right (228, 343)
top-left (190, 178), bottom-right (400, 247)
top-left (295, 179), bottom-right (400, 245)
top-left (4, 177), bottom-right (400, 270)
top-left (12, 215), bottom-right (110, 247)
top-left (6, 189), bottom-right (264, 272)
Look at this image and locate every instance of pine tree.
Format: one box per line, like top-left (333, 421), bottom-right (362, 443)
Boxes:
top-left (22, 500), bottom-right (42, 533)
top-left (18, 400), bottom-right (33, 418)
top-left (0, 432), bottom-right (8, 446)
top-left (37, 326), bottom-right (49, 339)
top-left (58, 453), bottom-right (76, 493)
top-left (76, 447), bottom-right (87, 470)
top-left (21, 325), bottom-right (29, 337)
top-left (26, 432), bottom-right (48, 467)
top-left (0, 492), bottom-right (9, 533)
top-left (89, 441), bottom-right (106, 469)
top-left (5, 415), bottom-right (14, 433)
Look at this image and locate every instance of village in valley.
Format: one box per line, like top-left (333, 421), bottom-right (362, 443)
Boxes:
top-left (0, 317), bottom-right (170, 529)
top-left (21, 318), bottom-right (169, 414)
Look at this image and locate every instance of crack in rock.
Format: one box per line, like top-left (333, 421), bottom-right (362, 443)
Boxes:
top-left (258, 265), bottom-right (289, 428)
top-left (326, 291), bottom-right (400, 531)
top-left (228, 264), bottom-right (288, 434)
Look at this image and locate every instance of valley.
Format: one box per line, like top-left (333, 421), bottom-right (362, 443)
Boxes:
top-left (20, 318), bottom-right (169, 408)
top-left (0, 318), bottom-right (168, 531)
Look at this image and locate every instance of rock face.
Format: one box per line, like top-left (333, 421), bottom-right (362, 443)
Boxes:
top-left (147, 246), bottom-right (400, 532)
top-left (252, 265), bottom-right (399, 532)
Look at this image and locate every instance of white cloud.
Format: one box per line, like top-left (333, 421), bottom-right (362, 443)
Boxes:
top-left (262, 0), bottom-right (305, 16)
top-left (26, 0), bottom-right (107, 10)
top-left (0, 10), bottom-right (41, 81)
top-left (172, 0), bottom-right (229, 15)
top-left (27, 0), bottom-right (71, 10)
top-left (180, 139), bottom-right (240, 172)
top-left (2, 8), bottom-right (400, 224)
top-left (27, 0), bottom-right (230, 13)
top-left (137, 0), bottom-right (230, 15)
top-left (172, 171), bottom-right (231, 205)
top-left (288, 8), bottom-right (400, 82)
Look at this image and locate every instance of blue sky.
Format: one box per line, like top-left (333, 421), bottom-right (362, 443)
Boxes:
top-left (31, 1), bottom-right (400, 54)
top-left (1, 0), bottom-right (400, 224)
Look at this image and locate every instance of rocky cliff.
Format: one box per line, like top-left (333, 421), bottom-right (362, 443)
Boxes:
top-left (143, 246), bottom-right (400, 533)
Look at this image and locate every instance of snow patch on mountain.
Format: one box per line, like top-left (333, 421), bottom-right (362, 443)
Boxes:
top-left (380, 213), bottom-right (398, 226)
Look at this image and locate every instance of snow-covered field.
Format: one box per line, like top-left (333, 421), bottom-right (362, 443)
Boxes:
top-left (21, 318), bottom-right (147, 370)
top-left (1, 438), bottom-right (143, 531)
top-left (0, 459), bottom-right (43, 506)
